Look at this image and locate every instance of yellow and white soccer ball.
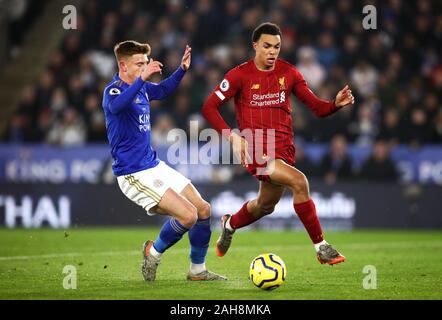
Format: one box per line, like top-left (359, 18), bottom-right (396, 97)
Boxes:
top-left (249, 253), bottom-right (287, 290)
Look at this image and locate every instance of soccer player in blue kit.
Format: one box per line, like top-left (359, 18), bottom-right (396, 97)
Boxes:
top-left (102, 40), bottom-right (226, 281)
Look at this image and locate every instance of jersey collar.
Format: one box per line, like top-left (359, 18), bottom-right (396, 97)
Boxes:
top-left (113, 73), bottom-right (131, 89)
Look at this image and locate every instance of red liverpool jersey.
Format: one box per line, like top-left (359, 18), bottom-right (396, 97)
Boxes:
top-left (202, 59), bottom-right (339, 179)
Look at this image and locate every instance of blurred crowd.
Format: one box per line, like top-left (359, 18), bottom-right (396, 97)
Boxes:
top-left (1, 0), bottom-right (45, 60)
top-left (3, 0), bottom-right (442, 182)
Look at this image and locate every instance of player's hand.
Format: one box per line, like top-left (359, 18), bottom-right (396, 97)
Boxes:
top-left (180, 45), bottom-right (191, 71)
top-left (141, 59), bottom-right (163, 81)
top-left (230, 132), bottom-right (252, 168)
top-left (335, 85), bottom-right (355, 107)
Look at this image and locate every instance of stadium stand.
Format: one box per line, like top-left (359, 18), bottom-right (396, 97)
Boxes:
top-left (1, 0), bottom-right (441, 182)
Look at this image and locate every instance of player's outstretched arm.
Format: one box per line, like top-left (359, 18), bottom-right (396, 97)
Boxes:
top-left (107, 79), bottom-right (146, 114)
top-left (106, 60), bottom-right (163, 114)
top-left (144, 45), bottom-right (191, 101)
top-left (293, 72), bottom-right (354, 118)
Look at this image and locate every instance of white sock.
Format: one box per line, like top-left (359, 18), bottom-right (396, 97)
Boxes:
top-left (314, 240), bottom-right (328, 252)
top-left (190, 262), bottom-right (206, 274)
top-left (225, 217), bottom-right (233, 231)
top-left (149, 244), bottom-right (162, 259)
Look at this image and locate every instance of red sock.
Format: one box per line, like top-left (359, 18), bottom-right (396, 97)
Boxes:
top-left (293, 199), bottom-right (324, 244)
top-left (229, 202), bottom-right (258, 229)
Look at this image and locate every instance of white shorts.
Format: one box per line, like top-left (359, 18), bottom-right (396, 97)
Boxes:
top-left (117, 161), bottom-right (191, 215)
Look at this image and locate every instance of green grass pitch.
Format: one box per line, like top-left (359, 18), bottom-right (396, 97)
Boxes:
top-left (0, 228), bottom-right (441, 300)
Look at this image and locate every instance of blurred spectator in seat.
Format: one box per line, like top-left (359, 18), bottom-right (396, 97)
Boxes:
top-left (61, 33), bottom-right (83, 67)
top-left (297, 1), bottom-right (320, 42)
top-left (87, 35), bottom-right (116, 79)
top-left (7, 84), bottom-right (44, 141)
top-left (429, 63), bottom-right (442, 91)
top-left (84, 93), bottom-right (106, 142)
top-left (222, 0), bottom-right (242, 41)
top-left (15, 85), bottom-right (39, 121)
top-left (47, 50), bottom-right (67, 83)
top-left (429, 108), bottom-right (442, 143)
top-left (101, 12), bottom-right (122, 43)
top-left (180, 11), bottom-right (199, 46)
top-left (151, 114), bottom-right (176, 147)
top-left (348, 102), bottom-right (379, 146)
top-left (315, 32), bottom-right (340, 70)
top-left (127, 13), bottom-right (151, 42)
top-left (378, 108), bottom-right (401, 146)
top-left (423, 92), bottom-right (439, 120)
top-left (49, 87), bottom-right (68, 118)
top-left (171, 91), bottom-right (191, 131)
top-left (294, 141), bottom-right (320, 177)
top-left (36, 109), bottom-right (53, 143)
top-left (67, 75), bottom-right (86, 112)
top-left (78, 55), bottom-right (97, 89)
top-left (35, 69), bottom-right (55, 108)
top-left (194, 0), bottom-right (224, 50)
top-left (366, 34), bottom-right (388, 70)
top-left (404, 108), bottom-right (430, 148)
top-left (5, 114), bottom-right (33, 143)
top-left (292, 107), bottom-right (313, 141)
top-left (118, 0), bottom-right (136, 32)
top-left (350, 60), bottom-right (378, 98)
top-left (319, 134), bottom-right (353, 184)
top-left (156, 16), bottom-right (180, 52)
top-left (296, 46), bottom-right (326, 90)
top-left (339, 34), bottom-right (360, 70)
top-left (308, 83), bottom-right (352, 142)
top-left (47, 108), bottom-right (86, 146)
top-left (359, 139), bottom-right (398, 181)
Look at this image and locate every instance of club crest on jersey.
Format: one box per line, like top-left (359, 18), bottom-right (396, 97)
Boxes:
top-left (220, 79), bottom-right (230, 92)
top-left (251, 83), bottom-right (260, 90)
top-left (278, 77), bottom-right (286, 90)
top-left (109, 88), bottom-right (121, 95)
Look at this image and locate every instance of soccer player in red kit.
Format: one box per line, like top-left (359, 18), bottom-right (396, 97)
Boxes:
top-left (202, 22), bottom-right (354, 265)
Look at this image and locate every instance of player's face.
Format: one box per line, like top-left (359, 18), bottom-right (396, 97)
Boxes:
top-left (253, 34), bottom-right (281, 70)
top-left (120, 53), bottom-right (149, 83)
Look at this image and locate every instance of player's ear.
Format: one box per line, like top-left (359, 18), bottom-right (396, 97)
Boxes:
top-left (252, 42), bottom-right (258, 51)
top-left (119, 60), bottom-right (127, 72)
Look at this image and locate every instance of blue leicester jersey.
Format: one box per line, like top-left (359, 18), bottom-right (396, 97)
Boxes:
top-left (102, 67), bottom-right (186, 176)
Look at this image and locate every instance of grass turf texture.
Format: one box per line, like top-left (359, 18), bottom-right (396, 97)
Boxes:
top-left (0, 228), bottom-right (441, 300)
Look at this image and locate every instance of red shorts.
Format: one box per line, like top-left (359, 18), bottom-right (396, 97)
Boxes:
top-left (245, 144), bottom-right (296, 182)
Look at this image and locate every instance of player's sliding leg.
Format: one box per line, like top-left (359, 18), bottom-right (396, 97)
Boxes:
top-left (142, 188), bottom-right (197, 281)
top-left (216, 181), bottom-right (285, 257)
top-left (180, 184), bottom-right (227, 280)
top-left (268, 159), bottom-right (345, 265)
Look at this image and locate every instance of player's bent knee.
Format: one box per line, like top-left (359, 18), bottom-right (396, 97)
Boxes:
top-left (197, 201), bottom-right (211, 220)
top-left (289, 174), bottom-right (309, 195)
top-left (180, 206), bottom-right (198, 228)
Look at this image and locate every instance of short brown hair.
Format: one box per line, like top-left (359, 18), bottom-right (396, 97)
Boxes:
top-left (114, 40), bottom-right (151, 61)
